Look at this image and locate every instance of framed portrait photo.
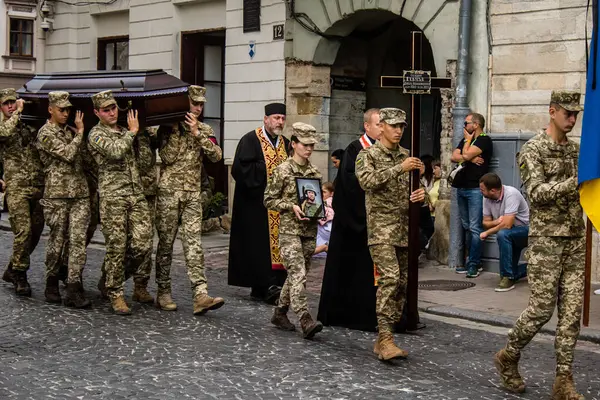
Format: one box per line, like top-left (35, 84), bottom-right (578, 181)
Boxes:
top-left (295, 177), bottom-right (325, 219)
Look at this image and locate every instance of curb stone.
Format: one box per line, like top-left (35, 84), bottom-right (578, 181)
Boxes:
top-left (421, 305), bottom-right (600, 345)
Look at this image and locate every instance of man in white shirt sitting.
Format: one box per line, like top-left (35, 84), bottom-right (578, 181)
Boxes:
top-left (479, 173), bottom-right (530, 292)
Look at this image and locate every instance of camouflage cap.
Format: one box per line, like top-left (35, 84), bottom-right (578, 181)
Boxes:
top-left (189, 85), bottom-right (207, 103)
top-left (550, 90), bottom-right (583, 112)
top-left (91, 90), bottom-right (117, 109)
top-left (379, 107), bottom-right (407, 125)
top-left (292, 122), bottom-right (318, 145)
top-left (48, 91), bottom-right (72, 108)
top-left (0, 88), bottom-right (18, 104)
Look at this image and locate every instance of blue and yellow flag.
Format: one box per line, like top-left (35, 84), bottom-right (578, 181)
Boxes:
top-left (579, 1), bottom-right (600, 229)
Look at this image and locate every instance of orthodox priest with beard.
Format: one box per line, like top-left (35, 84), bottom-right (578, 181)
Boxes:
top-left (228, 103), bottom-right (289, 304)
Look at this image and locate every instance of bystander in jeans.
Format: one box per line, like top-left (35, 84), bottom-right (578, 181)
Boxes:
top-left (450, 112), bottom-right (493, 278)
top-left (479, 173), bottom-right (529, 292)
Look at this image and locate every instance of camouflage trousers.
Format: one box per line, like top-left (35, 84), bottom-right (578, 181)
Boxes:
top-left (155, 190), bottom-right (206, 296)
top-left (58, 189), bottom-right (99, 278)
top-left (506, 236), bottom-right (585, 374)
top-left (278, 234), bottom-right (316, 317)
top-left (6, 186), bottom-right (45, 272)
top-left (369, 245), bottom-right (408, 334)
top-left (41, 198), bottom-right (90, 283)
top-left (124, 194), bottom-right (156, 285)
top-left (100, 194), bottom-right (152, 298)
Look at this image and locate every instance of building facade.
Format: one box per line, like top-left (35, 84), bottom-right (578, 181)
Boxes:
top-left (0, 0), bottom-right (45, 88)
top-left (3, 0), bottom-right (598, 278)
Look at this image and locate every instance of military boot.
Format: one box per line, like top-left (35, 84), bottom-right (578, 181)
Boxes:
top-left (193, 293), bottom-right (225, 315)
top-left (271, 306), bottom-right (295, 331)
top-left (156, 293), bottom-right (177, 311)
top-left (12, 271), bottom-right (31, 297)
top-left (97, 273), bottom-right (108, 300)
top-left (57, 264), bottom-right (68, 286)
top-left (64, 283), bottom-right (91, 309)
top-left (299, 313), bottom-right (323, 339)
top-left (493, 348), bottom-right (525, 393)
top-left (552, 372), bottom-right (585, 400)
top-left (375, 331), bottom-right (408, 361)
top-left (110, 294), bottom-right (132, 316)
top-left (44, 276), bottom-right (62, 304)
top-left (2, 263), bottom-right (14, 283)
top-left (132, 284), bottom-right (154, 304)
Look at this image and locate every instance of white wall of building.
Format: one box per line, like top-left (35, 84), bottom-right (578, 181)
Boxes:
top-left (222, 0), bottom-right (287, 162)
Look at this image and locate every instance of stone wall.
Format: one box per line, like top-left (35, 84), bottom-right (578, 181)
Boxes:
top-left (489, 0), bottom-right (588, 136)
top-left (284, 62), bottom-right (331, 179)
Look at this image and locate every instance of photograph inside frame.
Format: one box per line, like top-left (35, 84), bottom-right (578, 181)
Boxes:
top-left (295, 177), bottom-right (325, 219)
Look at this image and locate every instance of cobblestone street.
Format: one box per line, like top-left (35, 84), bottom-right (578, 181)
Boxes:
top-left (0, 230), bottom-right (599, 399)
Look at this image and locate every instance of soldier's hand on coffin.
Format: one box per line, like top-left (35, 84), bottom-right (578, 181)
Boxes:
top-left (400, 157), bottom-right (423, 173)
top-left (74, 110), bottom-right (84, 135)
top-left (16, 99), bottom-right (24, 113)
top-left (128, 110), bottom-right (139, 135)
top-left (292, 205), bottom-right (309, 221)
top-left (185, 113), bottom-right (199, 136)
top-left (409, 188), bottom-right (426, 203)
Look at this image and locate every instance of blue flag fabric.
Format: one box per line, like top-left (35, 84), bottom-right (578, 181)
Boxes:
top-left (579, 0), bottom-right (600, 230)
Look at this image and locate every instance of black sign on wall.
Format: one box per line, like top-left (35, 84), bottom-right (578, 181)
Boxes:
top-left (330, 75), bottom-right (367, 91)
top-left (243, 0), bottom-right (261, 33)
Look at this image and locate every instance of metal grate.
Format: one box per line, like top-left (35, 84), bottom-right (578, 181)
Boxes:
top-left (418, 280), bottom-right (476, 291)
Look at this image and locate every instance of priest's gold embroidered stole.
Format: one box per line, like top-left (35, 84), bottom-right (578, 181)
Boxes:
top-left (256, 127), bottom-right (288, 269)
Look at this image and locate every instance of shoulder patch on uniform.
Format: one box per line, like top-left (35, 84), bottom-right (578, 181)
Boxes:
top-left (92, 135), bottom-right (104, 145)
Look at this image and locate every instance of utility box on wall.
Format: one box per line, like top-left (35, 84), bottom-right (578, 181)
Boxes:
top-left (481, 132), bottom-right (535, 273)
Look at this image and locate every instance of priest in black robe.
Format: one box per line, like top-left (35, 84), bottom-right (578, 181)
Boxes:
top-left (317, 108), bottom-right (381, 332)
top-left (228, 103), bottom-right (290, 304)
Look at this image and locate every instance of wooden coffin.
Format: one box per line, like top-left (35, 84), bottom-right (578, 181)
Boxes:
top-left (16, 69), bottom-right (190, 131)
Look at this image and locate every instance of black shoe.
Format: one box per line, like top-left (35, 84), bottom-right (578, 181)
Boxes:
top-left (57, 264), bottom-right (68, 285)
top-left (265, 285), bottom-right (281, 305)
top-left (64, 283), bottom-right (91, 308)
top-left (2, 263), bottom-right (14, 284)
top-left (13, 271), bottom-right (31, 297)
top-left (44, 276), bottom-right (62, 304)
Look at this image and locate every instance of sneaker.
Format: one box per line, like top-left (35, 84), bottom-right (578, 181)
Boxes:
top-left (455, 266), bottom-right (468, 274)
top-left (478, 265), bottom-right (484, 272)
top-left (495, 277), bottom-right (515, 292)
top-left (466, 268), bottom-right (480, 278)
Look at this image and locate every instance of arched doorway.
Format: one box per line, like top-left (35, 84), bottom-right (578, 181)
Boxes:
top-left (326, 10), bottom-right (441, 180)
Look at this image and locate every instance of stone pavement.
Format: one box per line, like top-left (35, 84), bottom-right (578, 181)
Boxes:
top-left (0, 223), bottom-right (599, 398)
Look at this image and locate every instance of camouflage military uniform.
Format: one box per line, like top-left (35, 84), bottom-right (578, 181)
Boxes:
top-left (264, 124), bottom-right (321, 321)
top-left (122, 128), bottom-right (159, 285)
top-left (0, 89), bottom-right (45, 275)
top-left (355, 107), bottom-right (416, 360)
top-left (87, 91), bottom-right (152, 300)
top-left (494, 91), bottom-right (586, 398)
top-left (155, 119), bottom-right (222, 297)
top-left (506, 132), bottom-right (585, 373)
top-left (36, 95), bottom-right (90, 285)
top-left (356, 139), bottom-right (410, 333)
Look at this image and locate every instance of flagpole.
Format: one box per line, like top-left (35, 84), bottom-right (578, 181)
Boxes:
top-left (584, 217), bottom-right (592, 327)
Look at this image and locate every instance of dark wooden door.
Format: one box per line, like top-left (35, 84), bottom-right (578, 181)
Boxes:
top-left (181, 31), bottom-right (227, 198)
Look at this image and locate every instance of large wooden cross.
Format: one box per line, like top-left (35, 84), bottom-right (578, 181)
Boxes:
top-left (380, 31), bottom-right (452, 331)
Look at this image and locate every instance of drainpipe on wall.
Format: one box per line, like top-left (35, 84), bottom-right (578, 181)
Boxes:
top-left (453, 0), bottom-right (473, 146)
top-left (448, 0), bottom-right (473, 269)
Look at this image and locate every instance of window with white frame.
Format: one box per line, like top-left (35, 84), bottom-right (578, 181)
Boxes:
top-left (9, 18), bottom-right (34, 57)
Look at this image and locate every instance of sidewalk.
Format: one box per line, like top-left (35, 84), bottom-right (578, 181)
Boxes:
top-left (3, 215), bottom-right (600, 344)
top-left (417, 261), bottom-right (600, 344)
